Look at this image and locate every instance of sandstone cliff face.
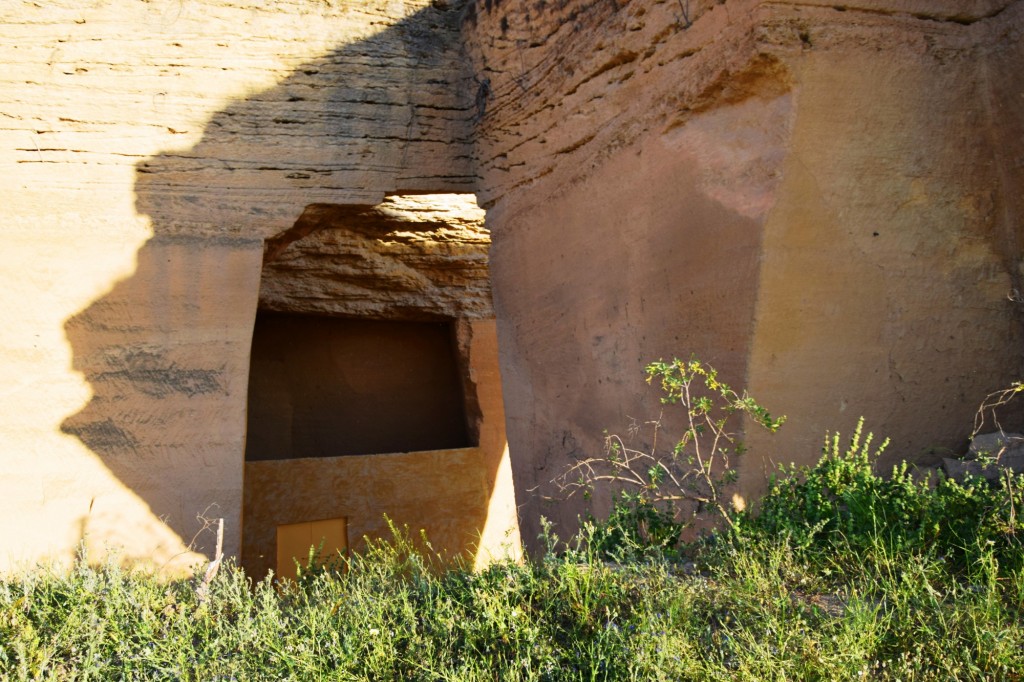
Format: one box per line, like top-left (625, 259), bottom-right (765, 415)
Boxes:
top-left (260, 194), bottom-right (491, 320)
top-left (1, 0), bottom-right (1022, 568)
top-left (0, 0), bottom-right (486, 571)
top-left (464, 0), bottom-right (1024, 542)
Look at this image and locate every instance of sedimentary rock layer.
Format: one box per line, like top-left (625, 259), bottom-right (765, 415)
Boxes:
top-left (2, 0), bottom-right (1022, 567)
top-left (0, 0), bottom-right (481, 571)
top-left (464, 0), bottom-right (1024, 543)
top-left (259, 194), bottom-right (492, 320)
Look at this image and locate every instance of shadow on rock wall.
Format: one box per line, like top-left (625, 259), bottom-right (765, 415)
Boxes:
top-left (60, 2), bottom-right (478, 558)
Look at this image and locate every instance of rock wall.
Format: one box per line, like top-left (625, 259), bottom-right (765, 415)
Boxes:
top-left (463, 0), bottom-right (1024, 542)
top-left (259, 195), bottom-right (491, 320)
top-left (0, 0), bottom-right (484, 572)
top-left (1, 0), bottom-right (1022, 568)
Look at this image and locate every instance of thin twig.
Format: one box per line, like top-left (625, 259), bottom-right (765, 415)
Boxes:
top-left (195, 517), bottom-right (224, 607)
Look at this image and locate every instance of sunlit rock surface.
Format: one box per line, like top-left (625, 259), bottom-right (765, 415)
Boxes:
top-left (0, 0), bottom-right (1021, 565)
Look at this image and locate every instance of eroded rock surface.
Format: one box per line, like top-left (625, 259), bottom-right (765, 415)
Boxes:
top-left (464, 0), bottom-right (1024, 542)
top-left (0, 0), bottom-right (486, 571)
top-left (943, 431), bottom-right (1024, 483)
top-left (2, 0), bottom-right (1023, 567)
top-left (259, 195), bottom-right (492, 320)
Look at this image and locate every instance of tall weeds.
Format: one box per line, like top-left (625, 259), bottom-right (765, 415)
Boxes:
top-left (2, 422), bottom-right (1022, 680)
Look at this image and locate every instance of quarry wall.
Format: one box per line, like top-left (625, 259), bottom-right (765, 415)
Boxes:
top-left (0, 0), bottom-right (518, 572)
top-left (464, 0), bottom-right (1024, 540)
top-left (0, 0), bottom-right (1022, 566)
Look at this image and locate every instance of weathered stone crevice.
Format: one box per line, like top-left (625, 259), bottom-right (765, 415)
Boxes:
top-left (463, 0), bottom-right (798, 208)
top-left (454, 318), bottom-right (486, 445)
top-left (262, 203), bottom-right (376, 263)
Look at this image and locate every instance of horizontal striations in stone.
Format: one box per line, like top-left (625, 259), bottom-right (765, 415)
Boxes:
top-left (259, 194), bottom-right (492, 320)
top-left (463, 0), bottom-right (1018, 209)
top-left (463, 0), bottom-right (774, 207)
top-left (1, 0), bottom-right (479, 234)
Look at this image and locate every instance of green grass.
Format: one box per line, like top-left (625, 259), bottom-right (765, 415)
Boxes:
top-left (2, 438), bottom-right (1023, 680)
top-left (2, 531), bottom-right (1021, 680)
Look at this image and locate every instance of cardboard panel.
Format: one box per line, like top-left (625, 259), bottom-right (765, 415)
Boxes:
top-left (276, 517), bottom-right (348, 582)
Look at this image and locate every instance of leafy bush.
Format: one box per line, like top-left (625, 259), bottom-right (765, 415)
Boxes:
top-left (3, 376), bottom-right (1023, 679)
top-left (3, 458), bottom-right (1024, 682)
top-left (585, 491), bottom-right (687, 562)
top-left (742, 418), bottom-right (1024, 578)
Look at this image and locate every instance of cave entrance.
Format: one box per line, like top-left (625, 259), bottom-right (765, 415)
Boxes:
top-left (244, 313), bottom-right (470, 461)
top-left (241, 194), bottom-right (520, 580)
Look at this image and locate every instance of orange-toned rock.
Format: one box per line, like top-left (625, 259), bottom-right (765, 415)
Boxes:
top-left (260, 195), bottom-right (491, 320)
top-left (1, 0), bottom-right (1022, 568)
top-left (0, 0), bottom-right (502, 574)
top-left (464, 0), bottom-right (1024, 542)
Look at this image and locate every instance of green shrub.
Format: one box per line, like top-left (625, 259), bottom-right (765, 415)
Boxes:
top-left (555, 356), bottom-right (784, 562)
top-left (4, 378), bottom-right (1024, 679)
top-left (743, 418), bottom-right (1024, 578)
top-left (585, 491), bottom-right (686, 562)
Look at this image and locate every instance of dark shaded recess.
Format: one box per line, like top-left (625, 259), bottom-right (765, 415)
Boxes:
top-left (245, 313), bottom-right (470, 460)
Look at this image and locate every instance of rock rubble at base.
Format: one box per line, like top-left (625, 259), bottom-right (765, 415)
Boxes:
top-left (942, 432), bottom-right (1024, 484)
